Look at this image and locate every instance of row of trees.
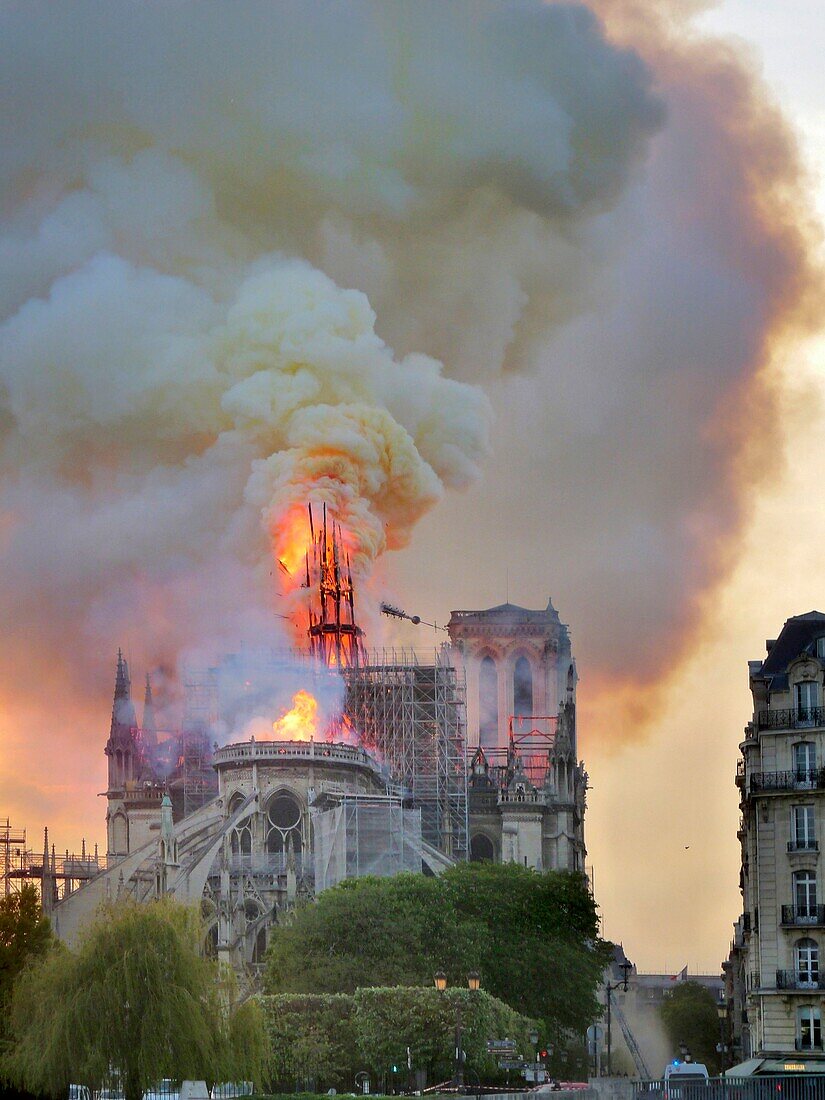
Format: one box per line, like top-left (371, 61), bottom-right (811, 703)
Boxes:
top-left (0, 862), bottom-right (607, 1096)
top-left (264, 987), bottom-right (537, 1091)
top-left (265, 860), bottom-right (609, 1063)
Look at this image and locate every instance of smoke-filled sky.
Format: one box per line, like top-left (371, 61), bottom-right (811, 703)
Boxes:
top-left (0, 0), bottom-right (822, 971)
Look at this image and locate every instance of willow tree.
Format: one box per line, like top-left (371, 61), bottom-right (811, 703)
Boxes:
top-left (3, 898), bottom-right (265, 1100)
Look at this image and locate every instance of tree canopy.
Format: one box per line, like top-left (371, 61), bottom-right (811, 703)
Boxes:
top-left (0, 883), bottom-right (52, 1046)
top-left (2, 898), bottom-right (266, 1100)
top-left (265, 862), bottom-right (607, 1047)
top-left (261, 987), bottom-right (537, 1092)
top-left (660, 982), bottom-right (723, 1073)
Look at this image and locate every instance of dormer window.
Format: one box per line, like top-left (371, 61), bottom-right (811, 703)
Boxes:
top-left (817, 638), bottom-right (825, 660)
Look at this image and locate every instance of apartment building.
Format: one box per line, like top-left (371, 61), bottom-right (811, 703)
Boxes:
top-left (734, 611), bottom-right (825, 1063)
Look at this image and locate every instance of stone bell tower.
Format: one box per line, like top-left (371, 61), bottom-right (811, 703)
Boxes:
top-left (449, 601), bottom-right (587, 873)
top-left (447, 599), bottom-right (577, 752)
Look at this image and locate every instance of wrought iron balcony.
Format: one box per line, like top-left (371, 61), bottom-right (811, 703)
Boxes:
top-left (796, 1038), bottom-right (824, 1052)
top-left (757, 707), bottom-right (825, 730)
top-left (749, 769), bottom-right (825, 793)
top-left (788, 839), bottom-right (820, 852)
top-left (777, 969), bottom-right (825, 990)
top-left (781, 904), bottom-right (825, 927)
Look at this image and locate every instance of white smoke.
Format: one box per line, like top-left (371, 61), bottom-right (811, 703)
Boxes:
top-left (0, 0), bottom-right (815, 840)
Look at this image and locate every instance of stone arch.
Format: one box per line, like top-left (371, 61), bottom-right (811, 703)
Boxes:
top-left (513, 654), bottom-right (533, 718)
top-left (470, 833), bottom-right (496, 862)
top-left (111, 812), bottom-right (128, 855)
top-left (265, 788), bottom-right (303, 858)
top-left (479, 654), bottom-right (498, 748)
top-left (227, 791), bottom-right (253, 859)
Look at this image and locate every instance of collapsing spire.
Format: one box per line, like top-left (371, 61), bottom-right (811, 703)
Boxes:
top-left (305, 503), bottom-right (365, 669)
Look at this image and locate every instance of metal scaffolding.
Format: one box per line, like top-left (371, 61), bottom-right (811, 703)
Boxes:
top-left (1, 819), bottom-right (106, 904)
top-left (343, 650), bottom-right (468, 860)
top-left (312, 793), bottom-right (422, 892)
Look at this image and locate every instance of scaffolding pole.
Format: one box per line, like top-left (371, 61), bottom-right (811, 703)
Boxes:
top-left (343, 653), bottom-right (468, 860)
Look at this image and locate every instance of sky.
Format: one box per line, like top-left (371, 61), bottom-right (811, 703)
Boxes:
top-left (0, 0), bottom-right (823, 973)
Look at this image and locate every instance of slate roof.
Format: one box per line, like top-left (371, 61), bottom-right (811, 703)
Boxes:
top-left (756, 612), bottom-right (825, 691)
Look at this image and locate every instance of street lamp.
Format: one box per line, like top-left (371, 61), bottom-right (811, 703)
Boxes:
top-left (716, 1002), bottom-right (729, 1083)
top-left (433, 972), bottom-right (482, 1091)
top-left (605, 960), bottom-right (632, 1076)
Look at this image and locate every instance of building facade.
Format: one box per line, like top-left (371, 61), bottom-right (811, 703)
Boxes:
top-left (50, 599), bottom-right (588, 969)
top-left (448, 601), bottom-right (587, 873)
top-left (735, 611), bottom-right (825, 1063)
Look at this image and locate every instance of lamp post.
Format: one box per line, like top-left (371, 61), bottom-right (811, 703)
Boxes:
top-left (434, 971), bottom-right (481, 1091)
top-left (605, 960), bottom-right (632, 1076)
top-left (716, 1002), bottom-right (729, 1086)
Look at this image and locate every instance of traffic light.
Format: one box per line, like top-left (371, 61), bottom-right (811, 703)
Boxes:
top-left (540, 1051), bottom-right (548, 1061)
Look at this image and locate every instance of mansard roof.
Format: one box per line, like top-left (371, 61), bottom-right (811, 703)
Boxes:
top-left (757, 611), bottom-right (825, 687)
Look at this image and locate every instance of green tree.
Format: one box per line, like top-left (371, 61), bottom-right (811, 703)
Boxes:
top-left (353, 985), bottom-right (537, 1087)
top-left (262, 994), bottom-right (359, 1090)
top-left (0, 883), bottom-right (53, 1044)
top-left (660, 982), bottom-right (722, 1073)
top-left (2, 898), bottom-right (265, 1100)
top-left (259, 987), bottom-right (537, 1091)
top-left (265, 863), bottom-right (606, 1052)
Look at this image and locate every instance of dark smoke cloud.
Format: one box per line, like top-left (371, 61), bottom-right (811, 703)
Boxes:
top-left (0, 0), bottom-right (818, 839)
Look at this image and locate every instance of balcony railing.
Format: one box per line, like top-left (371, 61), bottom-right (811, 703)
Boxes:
top-left (796, 1038), bottom-right (824, 1051)
top-left (750, 770), bottom-right (825, 793)
top-left (757, 707), bottom-right (825, 730)
top-left (777, 969), bottom-right (825, 990)
top-left (781, 905), bottom-right (825, 927)
top-left (788, 839), bottom-right (820, 852)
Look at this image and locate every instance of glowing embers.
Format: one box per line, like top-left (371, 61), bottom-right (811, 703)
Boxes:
top-left (272, 689), bottom-right (319, 742)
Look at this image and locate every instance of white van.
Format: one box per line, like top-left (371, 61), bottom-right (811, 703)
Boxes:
top-left (663, 1062), bottom-right (709, 1099)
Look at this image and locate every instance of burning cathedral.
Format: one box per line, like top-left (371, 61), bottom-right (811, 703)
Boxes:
top-left (44, 507), bottom-right (587, 971)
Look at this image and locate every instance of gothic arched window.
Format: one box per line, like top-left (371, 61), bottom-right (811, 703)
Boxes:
top-left (479, 656), bottom-right (498, 748)
top-left (470, 833), bottom-right (495, 862)
top-left (266, 791), bottom-right (303, 858)
top-left (514, 656), bottom-right (533, 718)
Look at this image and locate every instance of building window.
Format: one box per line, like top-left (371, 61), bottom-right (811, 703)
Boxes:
top-left (266, 791), bottom-right (302, 859)
top-left (795, 870), bottom-right (818, 919)
top-left (796, 939), bottom-right (820, 986)
top-left (795, 742), bottom-right (817, 783)
top-left (470, 833), bottom-right (495, 862)
top-left (513, 656), bottom-right (533, 718)
top-left (796, 681), bottom-right (820, 723)
top-left (793, 805), bottom-right (816, 849)
top-left (798, 1006), bottom-right (822, 1050)
top-left (479, 656), bottom-right (498, 748)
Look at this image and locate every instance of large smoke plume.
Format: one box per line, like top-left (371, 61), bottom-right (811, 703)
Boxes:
top-left (0, 0), bottom-right (818, 839)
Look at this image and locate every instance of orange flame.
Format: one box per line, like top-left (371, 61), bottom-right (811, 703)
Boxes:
top-left (276, 506), bottom-right (311, 579)
top-left (272, 689), bottom-right (318, 741)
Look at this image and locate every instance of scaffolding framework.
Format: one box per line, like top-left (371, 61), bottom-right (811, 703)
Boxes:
top-left (312, 794), bottom-right (422, 892)
top-left (1, 819), bottom-right (105, 904)
top-left (343, 652), bottom-right (468, 859)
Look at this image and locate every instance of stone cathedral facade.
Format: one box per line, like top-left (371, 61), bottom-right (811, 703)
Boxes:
top-left (448, 600), bottom-right (587, 873)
